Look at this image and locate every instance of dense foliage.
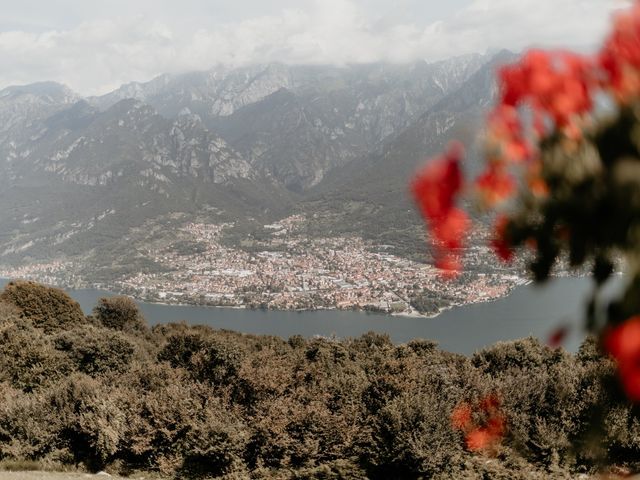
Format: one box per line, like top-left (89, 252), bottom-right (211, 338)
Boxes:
top-left (0, 281), bottom-right (636, 478)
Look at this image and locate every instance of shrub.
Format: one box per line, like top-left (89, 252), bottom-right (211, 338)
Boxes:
top-left (0, 318), bottom-right (72, 391)
top-left (92, 296), bottom-right (147, 333)
top-left (290, 459), bottom-right (368, 479)
top-left (46, 373), bottom-right (125, 471)
top-left (0, 281), bottom-right (85, 333)
top-left (365, 391), bottom-right (462, 479)
top-left (0, 383), bottom-right (60, 461)
top-left (52, 324), bottom-right (137, 376)
top-left (237, 346), bottom-right (298, 408)
top-left (158, 331), bottom-right (242, 385)
top-left (0, 301), bottom-right (21, 325)
top-left (177, 399), bottom-right (250, 477)
top-left (471, 338), bottom-right (616, 470)
top-left (347, 331), bottom-right (393, 355)
top-left (471, 337), bottom-right (561, 376)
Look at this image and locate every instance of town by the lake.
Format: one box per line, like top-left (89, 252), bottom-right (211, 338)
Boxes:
top-left (0, 215), bottom-right (530, 316)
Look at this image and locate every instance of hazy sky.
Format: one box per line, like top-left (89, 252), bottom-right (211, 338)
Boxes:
top-left (0, 0), bottom-right (630, 96)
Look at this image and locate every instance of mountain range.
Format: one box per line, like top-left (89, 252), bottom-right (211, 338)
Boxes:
top-left (0, 51), bottom-right (514, 282)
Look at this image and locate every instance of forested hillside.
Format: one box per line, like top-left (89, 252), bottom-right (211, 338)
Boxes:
top-left (0, 281), bottom-right (634, 479)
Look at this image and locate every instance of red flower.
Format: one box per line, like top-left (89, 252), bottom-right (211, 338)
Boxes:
top-left (412, 142), bottom-right (469, 278)
top-left (411, 142), bottom-right (464, 222)
top-left (488, 105), bottom-right (522, 137)
top-left (475, 165), bottom-right (516, 207)
top-left (435, 254), bottom-right (463, 280)
top-left (604, 316), bottom-right (640, 401)
top-left (465, 428), bottom-right (493, 451)
top-left (452, 394), bottom-right (506, 452)
top-left (599, 2), bottom-right (640, 100)
top-left (465, 415), bottom-right (506, 452)
top-left (526, 161), bottom-right (549, 198)
top-left (490, 215), bottom-right (513, 263)
top-left (486, 105), bottom-right (532, 163)
top-left (479, 394), bottom-right (501, 413)
top-left (433, 207), bottom-right (469, 250)
top-left (548, 325), bottom-right (570, 348)
top-left (430, 209), bottom-right (470, 278)
top-left (497, 50), bottom-right (594, 131)
top-left (485, 415), bottom-right (505, 437)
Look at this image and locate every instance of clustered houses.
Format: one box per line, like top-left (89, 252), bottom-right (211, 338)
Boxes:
top-left (112, 217), bottom-right (527, 315)
top-left (0, 216), bottom-right (529, 316)
top-left (0, 260), bottom-right (81, 287)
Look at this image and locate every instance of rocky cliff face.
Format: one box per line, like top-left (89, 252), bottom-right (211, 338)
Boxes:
top-left (88, 55), bottom-right (487, 190)
top-left (2, 95), bottom-right (254, 190)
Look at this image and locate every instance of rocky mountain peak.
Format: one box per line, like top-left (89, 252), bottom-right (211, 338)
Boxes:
top-left (0, 81), bottom-right (79, 105)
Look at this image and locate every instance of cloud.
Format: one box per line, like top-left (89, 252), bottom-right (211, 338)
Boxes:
top-left (0, 0), bottom-right (625, 95)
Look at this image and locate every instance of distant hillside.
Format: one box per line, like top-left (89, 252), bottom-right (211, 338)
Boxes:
top-left (0, 89), bottom-right (291, 277)
top-left (300, 51), bottom-right (516, 258)
top-left (0, 53), bottom-right (513, 278)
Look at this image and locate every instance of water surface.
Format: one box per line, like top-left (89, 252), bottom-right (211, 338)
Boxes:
top-left (0, 277), bottom-right (612, 355)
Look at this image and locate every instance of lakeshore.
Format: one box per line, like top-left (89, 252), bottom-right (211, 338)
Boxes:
top-left (0, 276), bottom-right (596, 355)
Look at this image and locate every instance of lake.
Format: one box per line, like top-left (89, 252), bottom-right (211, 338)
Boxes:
top-left (0, 276), bottom-right (617, 355)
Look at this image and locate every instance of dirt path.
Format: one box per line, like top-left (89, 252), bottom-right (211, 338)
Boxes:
top-left (0, 472), bottom-right (162, 480)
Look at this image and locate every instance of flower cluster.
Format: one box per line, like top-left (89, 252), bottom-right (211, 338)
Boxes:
top-left (411, 0), bottom-right (640, 407)
top-left (499, 50), bottom-right (594, 132)
top-left (451, 394), bottom-right (506, 452)
top-left (484, 2), bottom-right (640, 265)
top-left (600, 1), bottom-right (640, 101)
